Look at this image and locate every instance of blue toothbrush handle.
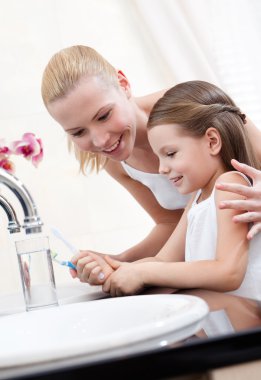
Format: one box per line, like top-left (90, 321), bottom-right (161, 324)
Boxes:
top-left (66, 261), bottom-right (77, 270)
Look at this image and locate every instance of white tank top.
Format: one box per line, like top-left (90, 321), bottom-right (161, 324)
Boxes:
top-left (121, 161), bottom-right (190, 210)
top-left (185, 172), bottom-right (261, 301)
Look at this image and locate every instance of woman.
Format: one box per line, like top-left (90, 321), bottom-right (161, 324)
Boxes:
top-left (41, 45), bottom-right (261, 262)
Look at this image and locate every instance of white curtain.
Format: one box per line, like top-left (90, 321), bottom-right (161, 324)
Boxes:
top-left (132, 0), bottom-right (261, 127)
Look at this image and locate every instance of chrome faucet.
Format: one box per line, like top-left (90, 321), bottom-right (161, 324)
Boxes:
top-left (0, 194), bottom-right (21, 233)
top-left (0, 168), bottom-right (43, 234)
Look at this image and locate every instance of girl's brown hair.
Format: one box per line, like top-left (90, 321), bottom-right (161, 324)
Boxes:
top-left (41, 45), bottom-right (119, 173)
top-left (148, 80), bottom-right (260, 171)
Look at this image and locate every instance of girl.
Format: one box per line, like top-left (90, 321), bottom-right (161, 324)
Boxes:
top-left (42, 46), bottom-right (261, 264)
top-left (74, 80), bottom-right (261, 300)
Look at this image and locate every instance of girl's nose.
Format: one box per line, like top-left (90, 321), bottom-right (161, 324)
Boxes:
top-left (159, 162), bottom-right (170, 175)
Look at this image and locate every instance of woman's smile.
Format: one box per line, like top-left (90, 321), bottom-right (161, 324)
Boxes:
top-left (102, 135), bottom-right (123, 155)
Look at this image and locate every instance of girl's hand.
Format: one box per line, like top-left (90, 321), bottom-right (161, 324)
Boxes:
top-left (216, 159), bottom-right (261, 239)
top-left (102, 256), bottom-right (145, 297)
top-left (70, 250), bottom-right (114, 285)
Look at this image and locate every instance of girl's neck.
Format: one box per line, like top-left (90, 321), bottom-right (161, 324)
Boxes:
top-left (197, 165), bottom-right (227, 203)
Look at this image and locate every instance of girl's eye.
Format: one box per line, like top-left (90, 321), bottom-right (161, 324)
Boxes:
top-left (166, 151), bottom-right (176, 157)
top-left (98, 110), bottom-right (111, 121)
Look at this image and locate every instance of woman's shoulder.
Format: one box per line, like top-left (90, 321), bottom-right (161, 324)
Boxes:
top-left (135, 88), bottom-right (169, 114)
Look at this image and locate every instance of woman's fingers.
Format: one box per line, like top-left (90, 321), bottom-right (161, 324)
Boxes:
top-left (233, 211), bottom-right (261, 224)
top-left (247, 222), bottom-right (261, 240)
top-left (230, 159), bottom-right (259, 182)
top-left (219, 198), bottom-right (260, 211)
top-left (217, 182), bottom-right (255, 199)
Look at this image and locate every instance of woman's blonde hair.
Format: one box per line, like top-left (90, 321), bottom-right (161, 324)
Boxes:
top-left (148, 80), bottom-right (260, 172)
top-left (41, 45), bottom-right (119, 173)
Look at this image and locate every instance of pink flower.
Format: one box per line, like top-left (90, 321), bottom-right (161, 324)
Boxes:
top-left (10, 133), bottom-right (43, 168)
top-left (0, 139), bottom-right (11, 155)
top-left (0, 157), bottom-right (15, 174)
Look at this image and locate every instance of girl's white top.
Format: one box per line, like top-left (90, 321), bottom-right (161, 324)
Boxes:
top-left (185, 172), bottom-right (261, 301)
top-left (121, 161), bottom-right (190, 210)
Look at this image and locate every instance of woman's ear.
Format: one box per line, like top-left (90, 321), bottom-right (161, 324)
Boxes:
top-left (117, 70), bottom-right (131, 98)
top-left (205, 127), bottom-right (222, 155)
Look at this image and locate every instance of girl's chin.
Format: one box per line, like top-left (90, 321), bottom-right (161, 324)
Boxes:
top-left (176, 186), bottom-right (193, 195)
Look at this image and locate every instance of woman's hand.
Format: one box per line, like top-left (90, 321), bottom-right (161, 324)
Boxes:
top-left (102, 256), bottom-right (145, 297)
top-left (216, 159), bottom-right (261, 239)
top-left (70, 250), bottom-right (114, 285)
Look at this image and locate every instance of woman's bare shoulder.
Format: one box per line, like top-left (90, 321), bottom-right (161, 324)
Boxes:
top-left (135, 88), bottom-right (169, 114)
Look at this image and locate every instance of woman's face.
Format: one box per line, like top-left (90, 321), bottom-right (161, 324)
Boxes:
top-left (47, 75), bottom-right (136, 162)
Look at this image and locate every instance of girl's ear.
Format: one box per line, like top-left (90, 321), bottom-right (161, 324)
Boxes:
top-left (205, 127), bottom-right (222, 155)
top-left (117, 70), bottom-right (131, 98)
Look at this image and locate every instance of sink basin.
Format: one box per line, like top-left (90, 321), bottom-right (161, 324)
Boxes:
top-left (0, 294), bottom-right (208, 372)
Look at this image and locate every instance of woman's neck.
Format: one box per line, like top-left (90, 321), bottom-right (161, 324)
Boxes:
top-left (124, 91), bottom-right (166, 172)
top-left (133, 89), bottom-right (167, 149)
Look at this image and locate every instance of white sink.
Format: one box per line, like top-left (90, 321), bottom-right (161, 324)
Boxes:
top-left (0, 294), bottom-right (208, 372)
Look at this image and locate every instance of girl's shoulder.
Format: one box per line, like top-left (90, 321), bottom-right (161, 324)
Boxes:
top-left (214, 171), bottom-right (251, 204)
top-left (216, 170), bottom-right (251, 187)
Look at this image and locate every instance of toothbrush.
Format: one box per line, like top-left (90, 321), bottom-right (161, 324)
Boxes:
top-left (51, 251), bottom-right (76, 270)
top-left (50, 226), bottom-right (78, 270)
top-left (50, 226), bottom-right (78, 254)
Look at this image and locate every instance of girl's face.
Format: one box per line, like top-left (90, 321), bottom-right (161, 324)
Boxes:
top-left (148, 123), bottom-right (224, 195)
top-left (47, 75), bottom-right (136, 162)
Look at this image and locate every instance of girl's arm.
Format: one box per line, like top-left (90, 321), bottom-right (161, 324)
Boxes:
top-left (103, 173), bottom-right (249, 296)
top-left (72, 193), bottom-right (193, 286)
top-left (216, 159), bottom-right (261, 239)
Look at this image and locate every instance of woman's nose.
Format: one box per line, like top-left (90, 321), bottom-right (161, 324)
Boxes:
top-left (91, 129), bottom-right (110, 149)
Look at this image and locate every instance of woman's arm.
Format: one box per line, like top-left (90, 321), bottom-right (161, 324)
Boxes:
top-left (104, 160), bottom-right (185, 261)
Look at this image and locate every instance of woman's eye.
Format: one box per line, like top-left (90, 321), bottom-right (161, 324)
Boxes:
top-left (166, 152), bottom-right (176, 157)
top-left (72, 129), bottom-right (85, 138)
top-left (98, 110), bottom-right (111, 121)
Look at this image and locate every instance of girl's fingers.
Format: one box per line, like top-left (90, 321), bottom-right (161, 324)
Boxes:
top-left (77, 255), bottom-right (94, 272)
top-left (69, 268), bottom-right (77, 278)
top-left (78, 259), bottom-right (98, 281)
top-left (87, 266), bottom-right (105, 285)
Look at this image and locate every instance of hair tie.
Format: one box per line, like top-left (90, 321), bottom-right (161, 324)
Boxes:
top-left (239, 113), bottom-right (247, 124)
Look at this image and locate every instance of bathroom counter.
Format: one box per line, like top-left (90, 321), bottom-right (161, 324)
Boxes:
top-left (1, 287), bottom-right (261, 379)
